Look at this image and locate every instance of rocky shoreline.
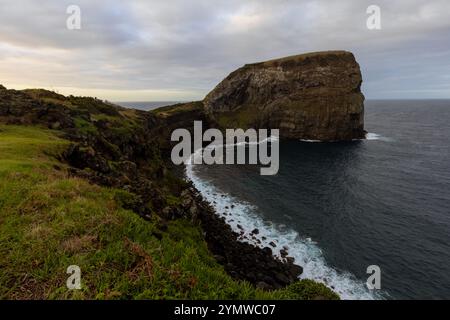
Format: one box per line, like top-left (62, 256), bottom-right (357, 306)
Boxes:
top-left (0, 84), bottom-right (305, 291)
top-left (64, 133), bottom-right (305, 290)
top-left (180, 185), bottom-right (303, 290)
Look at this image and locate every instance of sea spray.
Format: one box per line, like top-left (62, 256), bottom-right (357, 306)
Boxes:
top-left (185, 140), bottom-right (384, 300)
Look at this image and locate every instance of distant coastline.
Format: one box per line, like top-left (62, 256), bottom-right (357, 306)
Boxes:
top-left (117, 101), bottom-right (184, 111)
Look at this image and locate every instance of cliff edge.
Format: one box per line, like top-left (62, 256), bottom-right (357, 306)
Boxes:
top-left (204, 50), bottom-right (365, 141)
top-left (0, 85), bottom-right (339, 299)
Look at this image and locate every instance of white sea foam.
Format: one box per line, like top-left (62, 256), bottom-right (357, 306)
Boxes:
top-left (300, 139), bottom-right (322, 143)
top-left (185, 140), bottom-right (385, 300)
top-left (365, 133), bottom-right (392, 142)
top-left (300, 133), bottom-right (392, 143)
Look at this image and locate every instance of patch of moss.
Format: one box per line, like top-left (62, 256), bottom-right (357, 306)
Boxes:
top-left (152, 101), bottom-right (203, 118)
top-left (277, 280), bottom-right (340, 300)
top-left (73, 117), bottom-right (98, 135)
top-left (215, 104), bottom-right (262, 129)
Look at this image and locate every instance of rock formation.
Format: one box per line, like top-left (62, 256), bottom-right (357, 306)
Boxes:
top-left (204, 51), bottom-right (365, 141)
top-left (0, 85), bottom-right (304, 290)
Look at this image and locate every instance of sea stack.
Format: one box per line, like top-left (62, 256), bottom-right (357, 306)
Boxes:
top-left (204, 51), bottom-right (365, 141)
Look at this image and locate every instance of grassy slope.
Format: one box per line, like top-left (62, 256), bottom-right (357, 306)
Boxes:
top-left (0, 125), bottom-right (338, 300)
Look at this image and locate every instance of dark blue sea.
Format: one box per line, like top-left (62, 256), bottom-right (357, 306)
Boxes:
top-left (185, 100), bottom-right (450, 299)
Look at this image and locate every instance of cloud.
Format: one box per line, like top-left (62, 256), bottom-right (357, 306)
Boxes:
top-left (0, 0), bottom-right (449, 100)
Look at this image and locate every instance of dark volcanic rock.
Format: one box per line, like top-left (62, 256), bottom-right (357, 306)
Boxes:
top-left (0, 87), bottom-right (75, 128)
top-left (183, 189), bottom-right (303, 290)
top-left (204, 51), bottom-right (365, 141)
top-left (65, 144), bottom-right (111, 174)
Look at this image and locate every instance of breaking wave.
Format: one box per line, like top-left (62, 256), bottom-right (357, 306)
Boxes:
top-left (185, 140), bottom-right (385, 300)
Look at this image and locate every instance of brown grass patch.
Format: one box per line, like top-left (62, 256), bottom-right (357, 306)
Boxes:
top-left (18, 196), bottom-right (50, 215)
top-left (7, 273), bottom-right (64, 300)
top-left (124, 238), bottom-right (154, 281)
top-left (62, 234), bottom-right (98, 254)
top-left (27, 223), bottom-right (53, 239)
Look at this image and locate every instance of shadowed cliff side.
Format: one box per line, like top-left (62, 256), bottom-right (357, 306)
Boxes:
top-left (204, 51), bottom-right (365, 141)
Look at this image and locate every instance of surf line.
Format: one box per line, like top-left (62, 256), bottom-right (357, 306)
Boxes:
top-left (184, 139), bottom-right (382, 300)
top-left (171, 121), bottom-right (279, 175)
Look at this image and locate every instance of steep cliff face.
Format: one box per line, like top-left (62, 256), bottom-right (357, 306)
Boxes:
top-left (204, 51), bottom-right (365, 141)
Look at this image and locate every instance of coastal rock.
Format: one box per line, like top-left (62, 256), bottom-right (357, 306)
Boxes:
top-left (0, 83), bottom-right (320, 294)
top-left (204, 51), bottom-right (365, 141)
top-left (0, 88), bottom-right (75, 128)
top-left (191, 189), bottom-right (304, 290)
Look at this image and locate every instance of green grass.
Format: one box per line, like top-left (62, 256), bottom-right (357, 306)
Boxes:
top-left (0, 126), bottom-right (69, 174)
top-left (73, 117), bottom-right (98, 135)
top-left (152, 101), bottom-right (203, 118)
top-left (215, 104), bottom-right (262, 129)
top-left (0, 125), bottom-right (338, 300)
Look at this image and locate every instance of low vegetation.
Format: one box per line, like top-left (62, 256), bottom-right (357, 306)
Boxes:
top-left (0, 125), bottom-right (339, 300)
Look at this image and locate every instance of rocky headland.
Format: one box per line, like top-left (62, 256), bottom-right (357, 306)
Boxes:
top-left (0, 85), bottom-right (303, 291)
top-left (204, 51), bottom-right (365, 141)
top-left (0, 50), bottom-right (364, 298)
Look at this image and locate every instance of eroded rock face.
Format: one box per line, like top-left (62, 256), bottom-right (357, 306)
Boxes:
top-left (204, 51), bottom-right (365, 141)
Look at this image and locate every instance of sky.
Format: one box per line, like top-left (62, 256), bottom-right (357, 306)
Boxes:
top-left (0, 0), bottom-right (449, 101)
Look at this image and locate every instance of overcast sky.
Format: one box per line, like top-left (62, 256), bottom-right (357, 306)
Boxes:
top-left (0, 0), bottom-right (449, 101)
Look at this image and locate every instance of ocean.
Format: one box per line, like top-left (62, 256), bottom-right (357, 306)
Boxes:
top-left (122, 100), bottom-right (450, 299)
top-left (118, 101), bottom-right (182, 110)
